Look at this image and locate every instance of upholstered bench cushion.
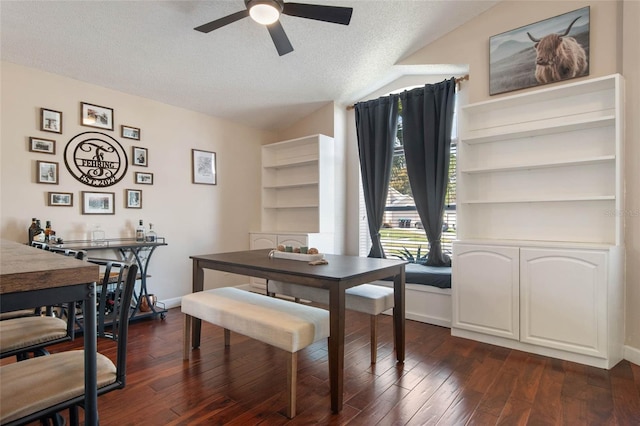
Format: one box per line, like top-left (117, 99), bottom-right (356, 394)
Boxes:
top-left (0, 316), bottom-right (67, 353)
top-left (268, 282), bottom-right (394, 315)
top-left (181, 287), bottom-right (329, 353)
top-left (0, 350), bottom-right (116, 424)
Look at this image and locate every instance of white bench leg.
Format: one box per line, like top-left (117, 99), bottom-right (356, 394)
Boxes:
top-left (183, 314), bottom-right (192, 360)
top-left (287, 352), bottom-right (298, 419)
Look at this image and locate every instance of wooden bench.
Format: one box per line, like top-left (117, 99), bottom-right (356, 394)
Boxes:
top-left (181, 287), bottom-right (329, 418)
top-left (267, 281), bottom-right (394, 364)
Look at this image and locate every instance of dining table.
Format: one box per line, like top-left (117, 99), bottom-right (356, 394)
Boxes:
top-left (189, 249), bottom-right (407, 413)
top-left (0, 239), bottom-right (100, 425)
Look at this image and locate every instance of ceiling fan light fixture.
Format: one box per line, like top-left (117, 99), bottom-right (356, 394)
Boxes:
top-left (248, 0), bottom-right (281, 25)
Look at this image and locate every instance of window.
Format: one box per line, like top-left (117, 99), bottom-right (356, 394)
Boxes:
top-left (359, 95), bottom-right (457, 260)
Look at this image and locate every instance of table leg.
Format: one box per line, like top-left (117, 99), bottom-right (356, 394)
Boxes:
top-left (191, 259), bottom-right (203, 348)
top-left (393, 267), bottom-right (406, 362)
top-left (328, 285), bottom-right (346, 413)
top-left (84, 282), bottom-right (98, 425)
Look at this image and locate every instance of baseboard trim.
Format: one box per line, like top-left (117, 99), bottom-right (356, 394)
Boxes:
top-left (624, 345), bottom-right (640, 366)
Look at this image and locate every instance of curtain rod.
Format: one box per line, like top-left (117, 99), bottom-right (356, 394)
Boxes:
top-left (345, 74), bottom-right (469, 111)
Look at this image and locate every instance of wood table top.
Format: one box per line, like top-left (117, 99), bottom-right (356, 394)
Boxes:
top-left (0, 239), bottom-right (99, 294)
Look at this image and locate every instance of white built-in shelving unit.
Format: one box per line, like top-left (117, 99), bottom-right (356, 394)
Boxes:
top-left (452, 74), bottom-right (625, 369)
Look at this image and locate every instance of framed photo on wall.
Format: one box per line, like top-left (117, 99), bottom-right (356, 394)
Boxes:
top-left (121, 125), bottom-right (141, 140)
top-left (125, 189), bottom-right (142, 209)
top-left (191, 149), bottom-right (216, 185)
top-left (81, 102), bottom-right (114, 130)
top-left (40, 108), bottom-right (62, 134)
top-left (132, 146), bottom-right (148, 166)
top-left (489, 6), bottom-right (590, 95)
top-left (135, 172), bottom-right (153, 185)
top-left (48, 192), bottom-right (73, 207)
top-left (36, 160), bottom-right (59, 184)
top-left (82, 191), bottom-right (115, 214)
top-left (29, 137), bottom-right (56, 154)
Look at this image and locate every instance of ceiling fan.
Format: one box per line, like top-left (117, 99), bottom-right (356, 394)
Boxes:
top-left (194, 0), bottom-right (353, 56)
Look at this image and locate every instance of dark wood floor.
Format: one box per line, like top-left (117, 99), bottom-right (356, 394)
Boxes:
top-left (39, 306), bottom-right (640, 424)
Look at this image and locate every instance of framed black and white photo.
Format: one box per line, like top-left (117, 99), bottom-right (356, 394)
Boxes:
top-left (126, 189), bottom-right (142, 209)
top-left (121, 125), bottom-right (140, 140)
top-left (489, 6), bottom-right (590, 95)
top-left (81, 102), bottom-right (114, 130)
top-left (132, 146), bottom-right (148, 166)
top-left (135, 171), bottom-right (153, 185)
top-left (36, 160), bottom-right (59, 184)
top-left (191, 149), bottom-right (216, 185)
top-left (82, 191), bottom-right (115, 215)
top-left (40, 108), bottom-right (62, 134)
top-left (29, 137), bottom-right (56, 154)
top-left (48, 192), bottom-right (73, 207)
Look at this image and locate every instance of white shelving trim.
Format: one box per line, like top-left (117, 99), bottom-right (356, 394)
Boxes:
top-left (460, 155), bottom-right (616, 174)
top-left (263, 204), bottom-right (319, 209)
top-left (263, 159), bottom-right (318, 170)
top-left (463, 195), bottom-right (615, 204)
top-left (263, 181), bottom-right (319, 189)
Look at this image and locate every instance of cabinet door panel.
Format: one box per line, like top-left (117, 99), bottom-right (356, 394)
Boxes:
top-left (520, 248), bottom-right (607, 357)
top-left (453, 244), bottom-right (519, 339)
top-left (249, 233), bottom-right (277, 292)
top-left (277, 234), bottom-right (309, 248)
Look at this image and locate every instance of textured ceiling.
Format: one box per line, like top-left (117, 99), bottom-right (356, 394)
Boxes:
top-left (0, 1), bottom-right (496, 131)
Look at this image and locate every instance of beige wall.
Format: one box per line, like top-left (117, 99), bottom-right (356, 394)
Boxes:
top-left (0, 61), bottom-right (271, 306)
top-left (622, 0), bottom-right (640, 354)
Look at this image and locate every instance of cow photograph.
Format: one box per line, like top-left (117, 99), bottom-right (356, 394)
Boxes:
top-left (489, 7), bottom-right (589, 95)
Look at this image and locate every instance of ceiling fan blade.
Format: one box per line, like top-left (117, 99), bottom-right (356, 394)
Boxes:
top-left (267, 21), bottom-right (294, 56)
top-left (194, 10), bottom-right (249, 33)
top-left (282, 3), bottom-right (353, 25)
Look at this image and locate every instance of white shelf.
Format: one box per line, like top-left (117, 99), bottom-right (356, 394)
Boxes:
top-left (461, 155), bottom-right (615, 174)
top-left (462, 115), bottom-right (614, 144)
top-left (263, 204), bottom-right (319, 209)
top-left (263, 181), bottom-right (318, 189)
top-left (263, 159), bottom-right (318, 170)
top-left (463, 195), bottom-right (615, 204)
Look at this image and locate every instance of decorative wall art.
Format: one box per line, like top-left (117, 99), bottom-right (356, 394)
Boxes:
top-left (192, 149), bottom-right (216, 185)
top-left (82, 191), bottom-right (115, 215)
top-left (126, 189), bottom-right (142, 209)
top-left (36, 160), bottom-right (59, 184)
top-left (121, 125), bottom-right (140, 140)
top-left (132, 146), bottom-right (148, 166)
top-left (489, 6), bottom-right (590, 95)
top-left (64, 131), bottom-right (128, 187)
top-left (29, 137), bottom-right (56, 154)
top-left (48, 192), bottom-right (73, 207)
top-left (81, 102), bottom-right (114, 130)
top-left (135, 172), bottom-right (153, 185)
top-left (40, 108), bottom-right (62, 134)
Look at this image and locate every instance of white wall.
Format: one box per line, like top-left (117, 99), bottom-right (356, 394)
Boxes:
top-left (0, 61), bottom-right (273, 306)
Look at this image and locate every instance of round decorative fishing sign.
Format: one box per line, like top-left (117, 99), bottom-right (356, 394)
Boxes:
top-left (64, 131), bottom-right (128, 187)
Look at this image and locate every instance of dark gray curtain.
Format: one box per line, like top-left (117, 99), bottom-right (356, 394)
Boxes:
top-left (400, 78), bottom-right (456, 266)
top-left (355, 95), bottom-right (399, 258)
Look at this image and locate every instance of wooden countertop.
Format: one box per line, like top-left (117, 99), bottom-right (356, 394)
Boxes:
top-left (0, 239), bottom-right (99, 294)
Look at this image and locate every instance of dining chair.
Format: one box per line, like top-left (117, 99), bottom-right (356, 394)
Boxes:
top-left (0, 247), bottom-right (86, 360)
top-left (0, 260), bottom-right (138, 426)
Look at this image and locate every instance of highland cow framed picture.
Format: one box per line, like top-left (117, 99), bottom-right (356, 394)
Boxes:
top-left (489, 6), bottom-right (589, 95)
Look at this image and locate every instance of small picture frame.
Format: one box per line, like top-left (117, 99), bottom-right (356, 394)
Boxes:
top-left (121, 125), bottom-right (140, 140)
top-left (125, 189), bottom-right (142, 209)
top-left (132, 146), bottom-right (148, 166)
top-left (82, 191), bottom-right (115, 215)
top-left (192, 149), bottom-right (217, 185)
top-left (135, 172), bottom-right (153, 185)
top-left (29, 137), bottom-right (56, 154)
top-left (40, 108), bottom-right (62, 134)
top-left (48, 192), bottom-right (73, 207)
top-left (81, 102), bottom-right (114, 130)
top-left (36, 160), bottom-right (59, 184)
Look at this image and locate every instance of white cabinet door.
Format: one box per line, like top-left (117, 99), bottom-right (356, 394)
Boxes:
top-left (520, 248), bottom-right (607, 358)
top-left (277, 234), bottom-right (309, 248)
top-left (452, 244), bottom-right (520, 340)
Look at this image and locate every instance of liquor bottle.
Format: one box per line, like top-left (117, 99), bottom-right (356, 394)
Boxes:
top-left (135, 220), bottom-right (146, 242)
top-left (146, 223), bottom-right (157, 243)
top-left (91, 224), bottom-right (106, 246)
top-left (44, 221), bottom-right (52, 243)
top-left (28, 218), bottom-right (37, 244)
top-left (33, 219), bottom-right (45, 242)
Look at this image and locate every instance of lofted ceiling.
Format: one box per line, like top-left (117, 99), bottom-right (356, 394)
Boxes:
top-left (0, 1), bottom-right (497, 131)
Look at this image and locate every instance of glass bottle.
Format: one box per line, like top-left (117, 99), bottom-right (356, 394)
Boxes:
top-left (146, 223), bottom-right (157, 243)
top-left (135, 220), bottom-right (146, 242)
top-left (33, 219), bottom-right (45, 242)
top-left (45, 221), bottom-right (52, 242)
top-left (91, 224), bottom-right (106, 246)
top-left (28, 218), bottom-right (37, 244)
